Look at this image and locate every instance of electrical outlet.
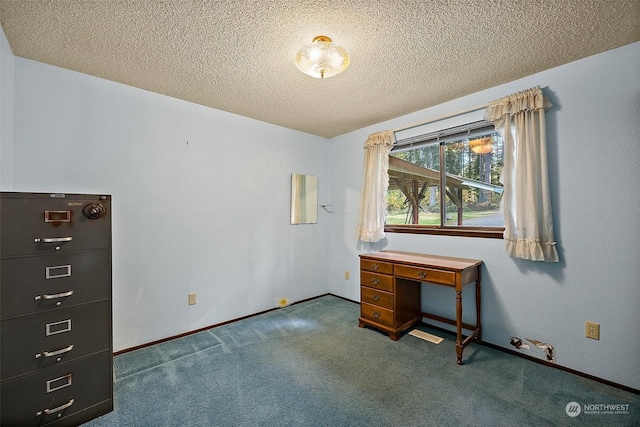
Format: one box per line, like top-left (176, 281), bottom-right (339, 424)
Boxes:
top-left (585, 321), bottom-right (600, 340)
top-left (344, 271), bottom-right (350, 280)
top-left (188, 292), bottom-right (197, 306)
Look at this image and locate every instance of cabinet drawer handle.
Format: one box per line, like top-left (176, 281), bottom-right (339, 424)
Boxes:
top-left (36, 398), bottom-right (74, 416)
top-left (418, 271), bottom-right (427, 279)
top-left (34, 236), bottom-right (73, 244)
top-left (371, 263), bottom-right (379, 271)
top-left (372, 311), bottom-right (380, 318)
top-left (36, 344), bottom-right (74, 359)
top-left (372, 295), bottom-right (380, 301)
top-left (35, 290), bottom-right (74, 301)
top-left (371, 278), bottom-right (379, 285)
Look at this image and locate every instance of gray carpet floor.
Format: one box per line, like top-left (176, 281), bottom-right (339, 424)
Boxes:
top-left (83, 295), bottom-right (639, 426)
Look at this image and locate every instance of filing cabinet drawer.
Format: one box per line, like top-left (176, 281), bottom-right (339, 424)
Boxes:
top-left (360, 271), bottom-right (393, 292)
top-left (0, 194), bottom-right (110, 257)
top-left (1, 250), bottom-right (111, 319)
top-left (0, 351), bottom-right (112, 427)
top-left (395, 265), bottom-right (456, 286)
top-left (1, 302), bottom-right (111, 380)
top-left (360, 287), bottom-right (393, 310)
top-left (360, 259), bottom-right (393, 275)
top-left (360, 302), bottom-right (394, 327)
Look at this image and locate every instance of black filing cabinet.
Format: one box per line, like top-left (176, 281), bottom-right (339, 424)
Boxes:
top-left (1, 192), bottom-right (113, 426)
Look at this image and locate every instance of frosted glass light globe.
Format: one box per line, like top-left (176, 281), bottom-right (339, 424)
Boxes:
top-left (295, 36), bottom-right (350, 79)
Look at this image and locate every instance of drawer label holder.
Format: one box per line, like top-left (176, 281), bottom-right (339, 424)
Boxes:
top-left (44, 210), bottom-right (71, 223)
top-left (45, 319), bottom-right (72, 336)
top-left (45, 264), bottom-right (72, 279)
top-left (46, 374), bottom-right (72, 393)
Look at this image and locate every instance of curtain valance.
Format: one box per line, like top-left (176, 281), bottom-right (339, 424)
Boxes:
top-left (485, 86), bottom-right (552, 128)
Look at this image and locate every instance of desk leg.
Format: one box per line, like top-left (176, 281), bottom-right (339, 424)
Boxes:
top-left (456, 290), bottom-right (463, 365)
top-left (476, 269), bottom-right (482, 341)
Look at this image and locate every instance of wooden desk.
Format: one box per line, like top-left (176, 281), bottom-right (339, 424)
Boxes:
top-left (358, 250), bottom-right (482, 364)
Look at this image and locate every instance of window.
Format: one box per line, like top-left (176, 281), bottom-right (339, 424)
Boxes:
top-left (385, 121), bottom-right (504, 238)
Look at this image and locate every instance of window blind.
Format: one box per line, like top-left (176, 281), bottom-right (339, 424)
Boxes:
top-left (392, 120), bottom-right (495, 152)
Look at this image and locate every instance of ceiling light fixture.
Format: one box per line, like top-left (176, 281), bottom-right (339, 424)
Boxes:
top-left (295, 36), bottom-right (350, 79)
top-left (469, 137), bottom-right (493, 154)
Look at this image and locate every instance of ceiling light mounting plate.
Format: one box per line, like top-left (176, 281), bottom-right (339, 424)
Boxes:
top-left (312, 35), bottom-right (332, 43)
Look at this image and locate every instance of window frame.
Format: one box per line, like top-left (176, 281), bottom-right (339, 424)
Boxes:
top-left (385, 120), bottom-right (505, 239)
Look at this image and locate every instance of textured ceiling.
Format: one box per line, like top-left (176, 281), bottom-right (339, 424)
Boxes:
top-left (0, 1), bottom-right (638, 138)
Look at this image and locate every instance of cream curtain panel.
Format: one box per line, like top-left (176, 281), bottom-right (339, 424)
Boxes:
top-left (356, 130), bottom-right (395, 242)
top-left (485, 87), bottom-right (559, 262)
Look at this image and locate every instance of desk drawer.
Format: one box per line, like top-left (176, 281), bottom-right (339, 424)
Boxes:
top-left (395, 265), bottom-right (456, 285)
top-left (360, 287), bottom-right (393, 310)
top-left (360, 259), bottom-right (393, 275)
top-left (360, 302), bottom-right (393, 327)
top-left (360, 271), bottom-right (393, 292)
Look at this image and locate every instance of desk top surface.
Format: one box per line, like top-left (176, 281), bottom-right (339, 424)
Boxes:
top-left (360, 250), bottom-right (482, 271)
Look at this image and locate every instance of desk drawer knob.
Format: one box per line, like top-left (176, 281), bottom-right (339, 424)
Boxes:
top-left (372, 295), bottom-right (380, 301)
top-left (371, 278), bottom-right (379, 285)
top-left (372, 311), bottom-right (380, 318)
top-left (371, 263), bottom-right (379, 271)
top-left (418, 271), bottom-right (427, 279)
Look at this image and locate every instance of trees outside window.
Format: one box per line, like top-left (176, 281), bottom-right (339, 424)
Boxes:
top-left (386, 122), bottom-right (504, 238)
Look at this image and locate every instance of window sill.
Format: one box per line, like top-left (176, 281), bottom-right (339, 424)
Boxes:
top-left (384, 225), bottom-right (504, 239)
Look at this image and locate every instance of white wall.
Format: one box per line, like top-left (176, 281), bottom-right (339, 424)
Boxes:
top-left (8, 57), bottom-right (330, 352)
top-left (0, 25), bottom-right (13, 190)
top-left (328, 42), bottom-right (640, 390)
